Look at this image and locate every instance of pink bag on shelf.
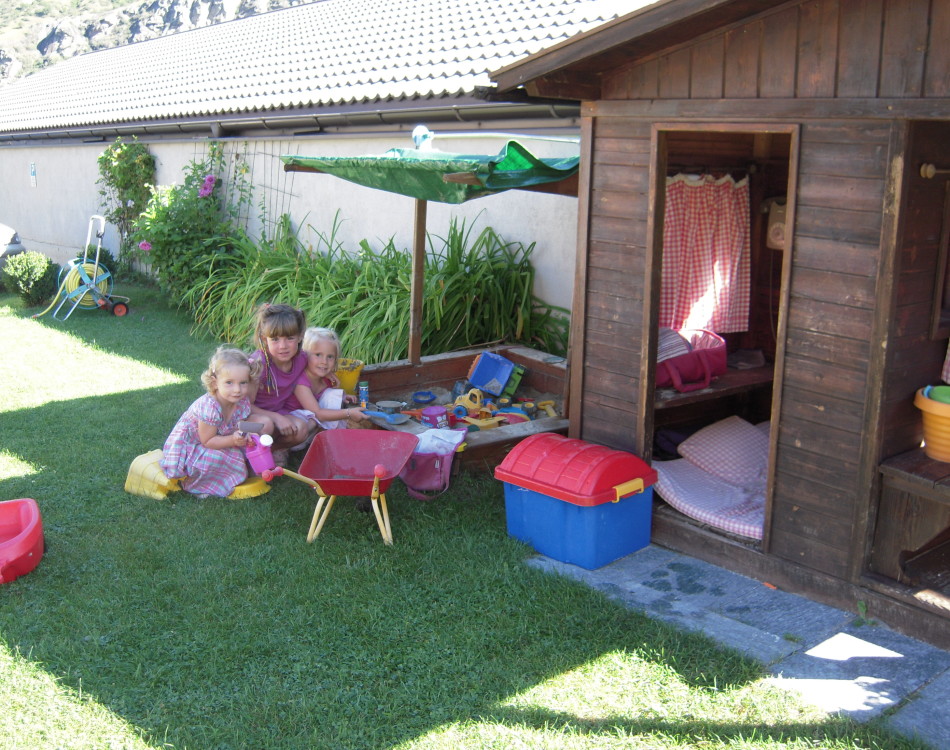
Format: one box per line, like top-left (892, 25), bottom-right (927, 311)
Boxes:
top-left (656, 329), bottom-right (727, 393)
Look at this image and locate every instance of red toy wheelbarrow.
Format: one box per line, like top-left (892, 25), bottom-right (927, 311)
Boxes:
top-left (264, 429), bottom-right (418, 545)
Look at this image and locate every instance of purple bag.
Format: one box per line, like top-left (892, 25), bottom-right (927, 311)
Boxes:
top-left (399, 450), bottom-right (456, 500)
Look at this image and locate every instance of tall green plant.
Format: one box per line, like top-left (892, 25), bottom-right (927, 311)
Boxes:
top-left (182, 214), bottom-right (569, 360)
top-left (96, 136), bottom-right (156, 269)
top-left (133, 142), bottom-right (252, 304)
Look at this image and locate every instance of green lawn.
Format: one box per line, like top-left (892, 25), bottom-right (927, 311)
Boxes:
top-left (0, 285), bottom-right (923, 749)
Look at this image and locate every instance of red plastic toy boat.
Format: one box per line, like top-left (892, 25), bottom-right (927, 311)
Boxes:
top-left (0, 498), bottom-right (44, 584)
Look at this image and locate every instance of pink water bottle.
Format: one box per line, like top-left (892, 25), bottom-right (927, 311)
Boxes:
top-left (245, 433), bottom-right (275, 474)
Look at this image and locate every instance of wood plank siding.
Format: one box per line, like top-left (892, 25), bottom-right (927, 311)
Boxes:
top-left (600, 0), bottom-right (950, 103)
top-left (492, 0), bottom-right (950, 646)
top-left (579, 118), bottom-right (653, 452)
top-left (568, 0), bottom-right (950, 591)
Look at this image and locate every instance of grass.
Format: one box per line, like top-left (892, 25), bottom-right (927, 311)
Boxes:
top-left (0, 284), bottom-right (926, 749)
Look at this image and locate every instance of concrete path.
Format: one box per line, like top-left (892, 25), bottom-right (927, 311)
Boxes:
top-left (528, 545), bottom-right (950, 749)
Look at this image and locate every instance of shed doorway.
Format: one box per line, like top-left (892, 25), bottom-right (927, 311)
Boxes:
top-left (646, 125), bottom-right (797, 549)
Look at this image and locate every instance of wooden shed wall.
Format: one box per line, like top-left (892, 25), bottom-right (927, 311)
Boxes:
top-left (600, 0), bottom-right (950, 102)
top-left (579, 113), bottom-right (889, 579)
top-left (883, 121), bottom-right (950, 455)
top-left (570, 0), bottom-right (950, 583)
top-left (578, 117), bottom-right (652, 452)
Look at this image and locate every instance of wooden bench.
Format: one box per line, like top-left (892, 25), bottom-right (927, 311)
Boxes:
top-left (871, 449), bottom-right (950, 596)
top-left (879, 449), bottom-right (950, 507)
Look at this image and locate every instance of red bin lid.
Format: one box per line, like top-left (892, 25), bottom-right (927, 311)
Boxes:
top-left (494, 433), bottom-right (657, 506)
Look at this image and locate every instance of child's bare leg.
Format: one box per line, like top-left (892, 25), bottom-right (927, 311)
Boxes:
top-left (256, 415), bottom-right (276, 437)
top-left (271, 415), bottom-right (314, 451)
top-left (247, 412), bottom-right (276, 437)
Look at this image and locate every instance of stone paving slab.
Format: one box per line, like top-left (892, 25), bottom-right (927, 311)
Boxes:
top-left (526, 545), bottom-right (950, 750)
top-left (528, 554), bottom-right (804, 662)
top-left (886, 669), bottom-right (950, 748)
top-left (766, 625), bottom-right (950, 719)
top-left (528, 548), bottom-right (852, 662)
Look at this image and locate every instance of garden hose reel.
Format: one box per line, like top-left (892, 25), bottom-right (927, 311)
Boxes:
top-left (32, 215), bottom-right (130, 321)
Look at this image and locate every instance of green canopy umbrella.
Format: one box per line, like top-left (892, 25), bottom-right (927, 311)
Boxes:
top-left (281, 140), bottom-right (579, 204)
top-left (282, 140), bottom-right (579, 363)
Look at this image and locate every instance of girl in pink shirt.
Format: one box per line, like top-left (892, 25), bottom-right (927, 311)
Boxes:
top-left (248, 304), bottom-right (319, 459)
top-left (286, 326), bottom-right (368, 429)
top-left (161, 346), bottom-right (260, 498)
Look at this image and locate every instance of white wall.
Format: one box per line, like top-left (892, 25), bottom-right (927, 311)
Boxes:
top-left (0, 143), bottom-right (106, 264)
top-left (0, 131), bottom-right (579, 308)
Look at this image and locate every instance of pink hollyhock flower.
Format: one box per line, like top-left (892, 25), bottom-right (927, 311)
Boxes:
top-left (138, 241), bottom-right (152, 252)
top-left (198, 174), bottom-right (217, 197)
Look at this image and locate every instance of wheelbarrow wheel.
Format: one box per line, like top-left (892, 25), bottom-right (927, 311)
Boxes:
top-left (111, 301), bottom-right (129, 317)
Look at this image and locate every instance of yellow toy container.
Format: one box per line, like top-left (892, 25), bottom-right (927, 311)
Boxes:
top-left (125, 449), bottom-right (181, 500)
top-left (336, 358), bottom-right (364, 395)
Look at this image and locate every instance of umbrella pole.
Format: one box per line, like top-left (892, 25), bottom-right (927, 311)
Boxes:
top-left (409, 198), bottom-right (427, 365)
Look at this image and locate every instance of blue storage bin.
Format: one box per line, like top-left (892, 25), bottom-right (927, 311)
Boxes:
top-left (494, 433), bottom-right (657, 570)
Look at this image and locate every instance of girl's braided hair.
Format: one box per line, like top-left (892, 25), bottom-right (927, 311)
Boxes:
top-left (253, 303), bottom-right (306, 393)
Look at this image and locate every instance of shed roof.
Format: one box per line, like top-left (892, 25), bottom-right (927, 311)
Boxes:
top-left (0, 0), bottom-right (631, 139)
top-left (491, 0), bottom-right (789, 99)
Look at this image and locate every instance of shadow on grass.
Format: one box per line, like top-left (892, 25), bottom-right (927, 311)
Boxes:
top-left (456, 704), bottom-right (921, 748)
top-left (23, 283), bottom-right (225, 378)
top-left (0, 408), bottom-right (905, 749)
top-left (0, 293), bottom-right (917, 749)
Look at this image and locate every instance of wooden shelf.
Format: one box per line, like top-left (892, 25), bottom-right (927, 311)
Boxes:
top-left (654, 366), bottom-right (773, 410)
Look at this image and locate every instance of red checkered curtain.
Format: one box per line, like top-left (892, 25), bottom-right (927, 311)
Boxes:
top-left (660, 174), bottom-right (751, 332)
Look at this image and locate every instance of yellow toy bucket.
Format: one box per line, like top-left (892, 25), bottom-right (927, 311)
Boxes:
top-left (336, 358), bottom-right (364, 395)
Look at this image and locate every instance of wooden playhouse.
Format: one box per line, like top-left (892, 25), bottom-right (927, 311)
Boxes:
top-left (491, 0), bottom-right (950, 648)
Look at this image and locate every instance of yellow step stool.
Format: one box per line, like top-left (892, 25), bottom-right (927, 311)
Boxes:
top-left (124, 449), bottom-right (270, 500)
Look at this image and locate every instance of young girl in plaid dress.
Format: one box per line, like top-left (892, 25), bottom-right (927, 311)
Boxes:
top-left (161, 347), bottom-right (262, 498)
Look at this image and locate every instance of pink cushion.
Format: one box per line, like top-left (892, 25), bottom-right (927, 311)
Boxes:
top-left (654, 459), bottom-right (764, 539)
top-left (677, 415), bottom-right (768, 488)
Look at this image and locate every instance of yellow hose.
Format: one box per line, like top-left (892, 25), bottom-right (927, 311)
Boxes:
top-left (32, 262), bottom-right (112, 319)
top-left (64, 262), bottom-right (111, 308)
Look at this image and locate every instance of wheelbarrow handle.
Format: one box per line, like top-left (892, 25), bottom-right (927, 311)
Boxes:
top-left (280, 468), bottom-right (325, 493)
top-left (262, 466), bottom-right (325, 493)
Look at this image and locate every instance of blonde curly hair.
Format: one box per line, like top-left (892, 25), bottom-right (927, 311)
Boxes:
top-left (200, 346), bottom-right (261, 395)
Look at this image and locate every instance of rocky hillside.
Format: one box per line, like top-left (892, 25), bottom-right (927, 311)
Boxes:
top-left (0, 0), bottom-right (306, 86)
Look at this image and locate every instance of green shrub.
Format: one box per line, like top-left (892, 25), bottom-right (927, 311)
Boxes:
top-left (133, 142), bottom-right (251, 304)
top-left (97, 135), bottom-right (156, 270)
top-left (1, 251), bottom-right (60, 306)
